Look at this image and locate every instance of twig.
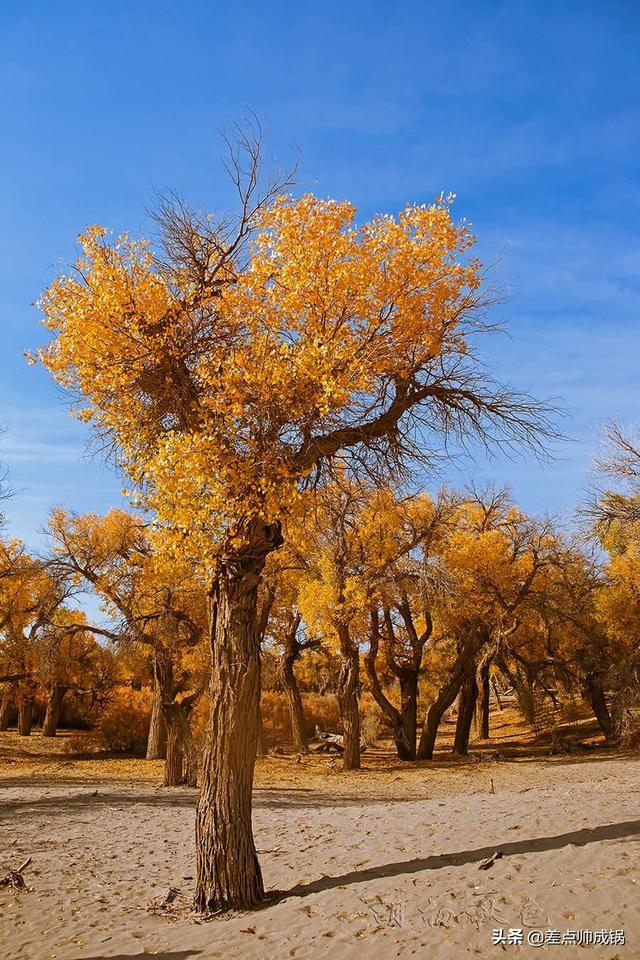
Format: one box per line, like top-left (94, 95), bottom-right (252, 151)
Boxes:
top-left (0, 855), bottom-right (32, 890)
top-left (478, 850), bottom-right (503, 871)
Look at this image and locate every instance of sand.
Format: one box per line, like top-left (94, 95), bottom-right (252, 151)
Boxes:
top-left (0, 743), bottom-right (638, 960)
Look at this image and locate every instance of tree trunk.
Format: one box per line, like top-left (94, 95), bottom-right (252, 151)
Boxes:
top-left (177, 703), bottom-right (198, 786)
top-left (162, 700), bottom-right (198, 786)
top-left (195, 522), bottom-right (281, 914)
top-left (337, 625), bottom-right (360, 770)
top-left (609, 692), bottom-right (627, 746)
top-left (417, 638), bottom-right (484, 761)
top-left (280, 655), bottom-right (308, 753)
top-left (0, 687), bottom-right (13, 731)
top-left (418, 678), bottom-right (461, 760)
top-left (583, 675), bottom-right (613, 744)
top-left (476, 659), bottom-right (491, 740)
top-left (490, 675), bottom-right (504, 710)
top-left (256, 700), bottom-right (267, 756)
top-left (42, 684), bottom-right (66, 737)
top-left (517, 681), bottom-right (536, 725)
top-left (453, 675), bottom-right (477, 755)
top-left (17, 697), bottom-right (33, 737)
top-left (164, 727), bottom-right (184, 786)
top-left (146, 668), bottom-right (167, 760)
top-left (395, 670), bottom-right (418, 761)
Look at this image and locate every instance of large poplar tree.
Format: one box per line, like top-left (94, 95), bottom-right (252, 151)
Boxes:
top-left (35, 130), bottom-right (552, 912)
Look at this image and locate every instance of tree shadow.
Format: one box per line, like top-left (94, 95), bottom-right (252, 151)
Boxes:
top-left (80, 953), bottom-right (201, 960)
top-left (0, 785), bottom-right (412, 817)
top-left (273, 818), bottom-right (640, 901)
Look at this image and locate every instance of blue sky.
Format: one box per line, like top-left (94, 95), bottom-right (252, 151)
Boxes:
top-left (1, 0), bottom-right (639, 554)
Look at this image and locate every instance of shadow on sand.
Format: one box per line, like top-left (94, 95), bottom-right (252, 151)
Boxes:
top-left (272, 817), bottom-right (640, 901)
top-left (80, 953), bottom-right (201, 960)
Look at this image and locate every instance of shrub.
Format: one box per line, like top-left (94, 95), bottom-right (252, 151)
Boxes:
top-left (260, 690), bottom-right (342, 746)
top-left (259, 690), bottom-right (387, 748)
top-left (92, 687), bottom-right (152, 754)
top-left (301, 692), bottom-right (342, 737)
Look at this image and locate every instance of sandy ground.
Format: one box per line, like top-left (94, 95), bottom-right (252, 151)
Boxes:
top-left (0, 724), bottom-right (639, 960)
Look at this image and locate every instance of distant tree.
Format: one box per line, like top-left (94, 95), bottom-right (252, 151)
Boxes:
top-left (0, 544), bottom-right (71, 735)
top-left (48, 508), bottom-right (208, 785)
top-left (416, 489), bottom-right (556, 759)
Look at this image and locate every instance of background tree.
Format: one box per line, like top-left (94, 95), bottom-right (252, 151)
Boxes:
top-left (417, 490), bottom-right (555, 759)
top-left (0, 546), bottom-right (70, 735)
top-left (364, 488), bottom-right (457, 760)
top-left (48, 508), bottom-right (208, 784)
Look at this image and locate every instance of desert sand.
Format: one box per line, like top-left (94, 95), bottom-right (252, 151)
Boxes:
top-left (0, 722), bottom-right (638, 960)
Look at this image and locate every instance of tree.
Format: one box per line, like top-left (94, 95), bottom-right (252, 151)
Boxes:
top-left (417, 490), bottom-right (555, 759)
top-left (260, 557), bottom-right (320, 754)
top-left (36, 127), bottom-right (552, 911)
top-left (364, 489), bottom-right (457, 760)
top-left (35, 609), bottom-right (110, 737)
top-left (48, 508), bottom-right (208, 784)
top-left (0, 544), bottom-right (71, 736)
top-left (582, 423), bottom-right (640, 740)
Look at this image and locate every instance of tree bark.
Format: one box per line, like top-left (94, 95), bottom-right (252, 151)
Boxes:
top-left (195, 521), bottom-right (282, 914)
top-left (490, 675), bottom-right (504, 710)
top-left (0, 687), bottom-right (13, 731)
top-left (164, 726), bottom-right (184, 786)
top-left (337, 624), bottom-right (360, 770)
top-left (146, 667), bottom-right (167, 760)
top-left (42, 684), bottom-right (66, 737)
top-left (453, 675), bottom-right (477, 755)
top-left (583, 674), bottom-right (613, 744)
top-left (256, 700), bottom-right (267, 756)
top-left (476, 657), bottom-right (491, 740)
top-left (280, 638), bottom-right (308, 754)
top-left (609, 692), bottom-right (626, 747)
top-left (17, 697), bottom-right (33, 737)
top-left (418, 677), bottom-right (462, 760)
top-left (171, 700), bottom-right (198, 786)
top-left (498, 656), bottom-right (537, 724)
top-left (396, 670), bottom-right (418, 760)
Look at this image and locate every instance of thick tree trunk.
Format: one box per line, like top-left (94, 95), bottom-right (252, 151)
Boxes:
top-left (337, 625), bottom-right (360, 770)
top-left (418, 679), bottom-right (461, 760)
top-left (583, 675), bottom-right (613, 744)
top-left (395, 670), bottom-right (418, 761)
top-left (280, 655), bottom-right (308, 753)
top-left (162, 701), bottom-right (198, 786)
top-left (42, 684), bottom-right (66, 737)
top-left (17, 697), bottom-right (33, 737)
top-left (517, 682), bottom-right (536, 725)
top-left (177, 703), bottom-right (198, 786)
top-left (195, 522), bottom-right (281, 914)
top-left (146, 668), bottom-right (167, 760)
top-left (476, 659), bottom-right (491, 740)
top-left (0, 688), bottom-right (13, 731)
top-left (453, 675), bottom-right (477, 755)
top-left (164, 727), bottom-right (184, 786)
top-left (609, 692), bottom-right (627, 746)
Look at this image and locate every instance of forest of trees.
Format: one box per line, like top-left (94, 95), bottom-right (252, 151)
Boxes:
top-left (2, 130), bottom-right (639, 916)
